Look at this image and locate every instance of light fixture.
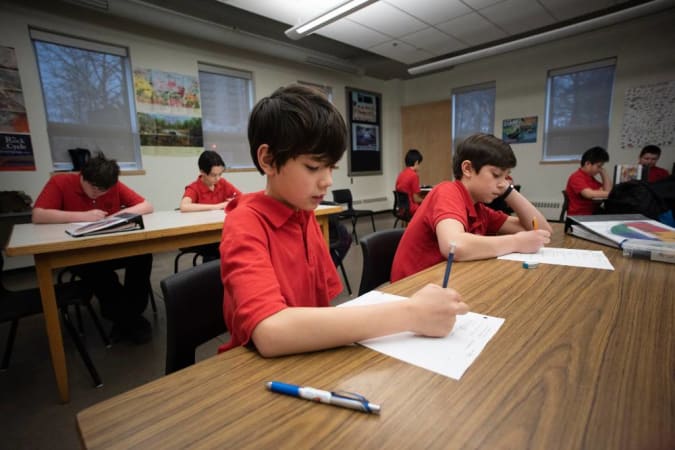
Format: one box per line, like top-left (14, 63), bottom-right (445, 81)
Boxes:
top-left (408, 0), bottom-right (674, 75)
top-left (285, 0), bottom-right (378, 40)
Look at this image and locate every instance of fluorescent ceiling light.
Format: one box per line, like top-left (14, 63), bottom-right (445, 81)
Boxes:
top-left (285, 0), bottom-right (378, 40)
top-left (408, 0), bottom-right (675, 76)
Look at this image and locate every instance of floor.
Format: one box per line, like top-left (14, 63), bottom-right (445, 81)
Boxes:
top-left (0, 213), bottom-right (395, 449)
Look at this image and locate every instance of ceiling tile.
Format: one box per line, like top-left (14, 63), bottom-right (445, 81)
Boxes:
top-left (539, 0), bottom-right (622, 21)
top-left (369, 39), bottom-right (436, 64)
top-left (480, 0), bottom-right (555, 35)
top-left (225, 0), bottom-right (350, 27)
top-left (436, 12), bottom-right (508, 46)
top-left (318, 19), bottom-right (392, 48)
top-left (383, 0), bottom-right (473, 25)
top-left (400, 27), bottom-right (467, 56)
top-left (347, 1), bottom-right (428, 38)
top-left (461, 0), bottom-right (506, 10)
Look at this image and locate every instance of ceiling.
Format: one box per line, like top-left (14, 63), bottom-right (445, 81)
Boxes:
top-left (33, 0), bottom-right (665, 79)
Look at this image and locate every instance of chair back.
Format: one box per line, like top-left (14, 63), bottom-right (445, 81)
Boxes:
top-left (358, 228), bottom-right (405, 295)
top-left (332, 189), bottom-right (354, 211)
top-left (160, 259), bottom-right (226, 374)
top-left (392, 191), bottom-right (412, 224)
top-left (559, 190), bottom-right (569, 222)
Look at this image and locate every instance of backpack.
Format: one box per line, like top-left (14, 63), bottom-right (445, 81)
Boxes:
top-left (604, 180), bottom-right (667, 219)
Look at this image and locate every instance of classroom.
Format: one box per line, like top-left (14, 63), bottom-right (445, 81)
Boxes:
top-left (1, 0), bottom-right (674, 448)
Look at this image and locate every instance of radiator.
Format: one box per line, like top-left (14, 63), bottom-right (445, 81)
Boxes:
top-left (531, 200), bottom-right (562, 221)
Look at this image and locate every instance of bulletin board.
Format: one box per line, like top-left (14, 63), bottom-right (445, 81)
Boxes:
top-left (346, 87), bottom-right (382, 175)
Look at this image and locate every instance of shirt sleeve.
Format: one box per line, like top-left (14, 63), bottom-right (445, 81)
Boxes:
top-left (33, 176), bottom-right (64, 210)
top-left (117, 182), bottom-right (145, 208)
top-left (183, 184), bottom-right (199, 202)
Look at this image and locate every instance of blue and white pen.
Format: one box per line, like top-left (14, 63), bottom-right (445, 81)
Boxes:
top-left (266, 381), bottom-right (381, 414)
top-left (442, 242), bottom-right (456, 288)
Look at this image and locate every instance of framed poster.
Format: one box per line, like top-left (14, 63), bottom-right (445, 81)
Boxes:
top-left (346, 87), bottom-right (382, 175)
top-left (502, 116), bottom-right (537, 144)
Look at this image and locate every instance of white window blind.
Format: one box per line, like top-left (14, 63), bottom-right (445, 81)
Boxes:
top-left (198, 63), bottom-right (254, 169)
top-left (452, 82), bottom-right (496, 152)
top-left (543, 59), bottom-right (616, 161)
top-left (30, 29), bottom-right (140, 170)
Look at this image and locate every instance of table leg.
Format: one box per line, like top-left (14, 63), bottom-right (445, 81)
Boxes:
top-left (34, 255), bottom-right (70, 403)
top-left (317, 216), bottom-right (330, 247)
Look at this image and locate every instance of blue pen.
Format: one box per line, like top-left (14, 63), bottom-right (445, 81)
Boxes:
top-left (266, 381), bottom-right (381, 414)
top-left (442, 242), bottom-right (456, 288)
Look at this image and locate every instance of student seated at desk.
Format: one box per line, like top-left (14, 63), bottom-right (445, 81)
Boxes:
top-left (32, 153), bottom-right (154, 344)
top-left (565, 146), bottom-right (612, 216)
top-left (638, 144), bottom-right (669, 183)
top-left (395, 149), bottom-right (424, 216)
top-left (218, 85), bottom-right (468, 357)
top-left (391, 133), bottom-right (551, 282)
top-left (179, 150), bottom-right (242, 261)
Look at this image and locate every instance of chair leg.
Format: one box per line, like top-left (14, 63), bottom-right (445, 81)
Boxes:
top-left (1, 320), bottom-right (19, 370)
top-left (370, 214), bottom-right (376, 232)
top-left (148, 286), bottom-right (157, 314)
top-left (84, 302), bottom-right (112, 348)
top-left (351, 217), bottom-right (359, 243)
top-left (75, 304), bottom-right (85, 335)
top-left (338, 261), bottom-right (352, 295)
top-left (61, 309), bottom-right (103, 388)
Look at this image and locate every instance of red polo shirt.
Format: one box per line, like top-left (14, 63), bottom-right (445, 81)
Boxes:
top-left (391, 180), bottom-right (508, 282)
top-left (565, 168), bottom-right (603, 216)
top-left (395, 167), bottom-right (421, 214)
top-left (183, 177), bottom-right (242, 204)
top-left (647, 166), bottom-right (669, 183)
top-left (218, 192), bottom-right (342, 353)
top-left (33, 173), bottom-right (144, 214)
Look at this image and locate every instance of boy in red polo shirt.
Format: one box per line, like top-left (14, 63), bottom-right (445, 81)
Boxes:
top-left (33, 153), bottom-right (155, 344)
top-left (395, 149), bottom-right (424, 215)
top-left (391, 133), bottom-right (552, 282)
top-left (218, 85), bottom-right (468, 357)
top-left (565, 146), bottom-right (612, 216)
top-left (180, 150), bottom-right (242, 261)
top-left (638, 145), bottom-right (670, 183)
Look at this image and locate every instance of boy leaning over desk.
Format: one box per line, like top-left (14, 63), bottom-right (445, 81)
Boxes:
top-left (217, 85), bottom-right (468, 357)
top-left (391, 133), bottom-right (552, 282)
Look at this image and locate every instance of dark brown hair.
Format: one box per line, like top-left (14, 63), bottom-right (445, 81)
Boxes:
top-left (452, 133), bottom-right (516, 179)
top-left (81, 152), bottom-right (119, 190)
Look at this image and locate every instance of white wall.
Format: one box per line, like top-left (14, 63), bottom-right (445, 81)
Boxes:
top-left (1, 3), bottom-right (673, 218)
top-left (402, 9), bottom-right (675, 215)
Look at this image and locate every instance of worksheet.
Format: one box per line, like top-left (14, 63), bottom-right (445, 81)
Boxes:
top-left (498, 247), bottom-right (614, 270)
top-left (338, 291), bottom-right (504, 380)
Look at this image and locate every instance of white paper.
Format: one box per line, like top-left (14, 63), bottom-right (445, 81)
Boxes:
top-left (338, 291), bottom-right (505, 380)
top-left (498, 247), bottom-right (614, 270)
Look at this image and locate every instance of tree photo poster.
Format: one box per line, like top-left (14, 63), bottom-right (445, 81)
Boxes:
top-left (346, 87), bottom-right (382, 175)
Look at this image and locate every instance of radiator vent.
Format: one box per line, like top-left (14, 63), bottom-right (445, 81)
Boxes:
top-left (532, 200), bottom-right (561, 209)
top-left (354, 197), bottom-right (388, 204)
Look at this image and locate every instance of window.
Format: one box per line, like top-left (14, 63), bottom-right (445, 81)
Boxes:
top-left (198, 63), bottom-right (254, 169)
top-left (31, 29), bottom-right (140, 170)
top-left (452, 82), bottom-right (496, 153)
top-left (543, 59), bottom-right (616, 161)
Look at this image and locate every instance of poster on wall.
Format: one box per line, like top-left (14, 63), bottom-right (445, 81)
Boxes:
top-left (0, 46), bottom-right (35, 171)
top-left (133, 68), bottom-right (203, 156)
top-left (620, 80), bottom-right (675, 149)
top-left (346, 87), bottom-right (382, 175)
top-left (502, 116), bottom-right (537, 144)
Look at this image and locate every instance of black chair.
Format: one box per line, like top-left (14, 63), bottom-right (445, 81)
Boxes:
top-left (486, 184), bottom-right (521, 215)
top-left (559, 190), bottom-right (569, 222)
top-left (173, 244), bottom-right (219, 273)
top-left (392, 191), bottom-right (412, 228)
top-left (328, 215), bottom-right (352, 295)
top-left (160, 259), bottom-right (226, 374)
top-left (332, 189), bottom-right (376, 243)
top-left (1, 255), bottom-right (104, 387)
top-left (358, 228), bottom-right (405, 295)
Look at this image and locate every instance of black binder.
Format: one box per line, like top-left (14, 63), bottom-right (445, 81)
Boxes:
top-left (65, 213), bottom-right (144, 237)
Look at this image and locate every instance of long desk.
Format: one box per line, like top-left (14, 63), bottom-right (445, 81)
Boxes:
top-left (4, 205), bottom-right (341, 403)
top-left (76, 224), bottom-right (674, 449)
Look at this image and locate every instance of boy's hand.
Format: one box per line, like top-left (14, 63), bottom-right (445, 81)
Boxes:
top-left (514, 229), bottom-right (551, 253)
top-left (80, 209), bottom-right (108, 221)
top-left (407, 284), bottom-right (469, 337)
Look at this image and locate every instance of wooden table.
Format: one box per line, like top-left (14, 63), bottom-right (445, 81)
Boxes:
top-left (76, 224), bottom-right (674, 449)
top-left (315, 203), bottom-right (343, 246)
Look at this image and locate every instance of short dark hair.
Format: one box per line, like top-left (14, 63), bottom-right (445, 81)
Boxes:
top-left (81, 152), bottom-right (119, 190)
top-left (580, 146), bottom-right (609, 166)
top-left (405, 149), bottom-right (423, 167)
top-left (247, 85), bottom-right (347, 174)
top-left (640, 144), bottom-right (661, 158)
top-left (198, 150), bottom-right (225, 173)
top-left (452, 133), bottom-right (516, 179)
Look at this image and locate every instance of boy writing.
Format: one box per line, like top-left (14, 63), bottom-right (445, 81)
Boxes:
top-left (391, 133), bottom-right (551, 282)
top-left (32, 152), bottom-right (154, 344)
top-left (395, 148), bottom-right (424, 215)
top-left (218, 85), bottom-right (468, 357)
top-left (565, 146), bottom-right (611, 216)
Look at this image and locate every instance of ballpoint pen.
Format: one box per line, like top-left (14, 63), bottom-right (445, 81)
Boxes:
top-left (266, 381), bottom-right (381, 414)
top-left (442, 242), bottom-right (456, 288)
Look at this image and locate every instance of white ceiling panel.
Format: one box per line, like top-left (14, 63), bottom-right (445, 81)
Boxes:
top-left (369, 39), bottom-right (435, 64)
top-left (461, 0), bottom-right (508, 10)
top-left (400, 27), bottom-right (466, 56)
top-left (480, 0), bottom-right (555, 35)
top-left (539, 0), bottom-right (627, 21)
top-left (384, 0), bottom-right (472, 25)
top-left (318, 18), bottom-right (392, 49)
top-left (223, 0), bottom-right (345, 26)
top-left (348, 1), bottom-right (428, 37)
top-left (436, 12), bottom-right (508, 46)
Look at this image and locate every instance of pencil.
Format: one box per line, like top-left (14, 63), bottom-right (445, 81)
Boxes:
top-left (532, 217), bottom-right (538, 230)
top-left (442, 242), bottom-right (456, 288)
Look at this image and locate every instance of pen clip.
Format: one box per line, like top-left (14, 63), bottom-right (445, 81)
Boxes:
top-left (332, 390), bottom-right (373, 413)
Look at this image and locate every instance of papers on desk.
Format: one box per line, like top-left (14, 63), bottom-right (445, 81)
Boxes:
top-left (498, 247), bottom-right (614, 270)
top-left (338, 291), bottom-right (504, 380)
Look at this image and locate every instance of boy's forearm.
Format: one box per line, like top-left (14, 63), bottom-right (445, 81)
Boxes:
top-left (118, 200), bottom-right (153, 216)
top-left (506, 191), bottom-right (552, 232)
top-left (32, 207), bottom-right (80, 224)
